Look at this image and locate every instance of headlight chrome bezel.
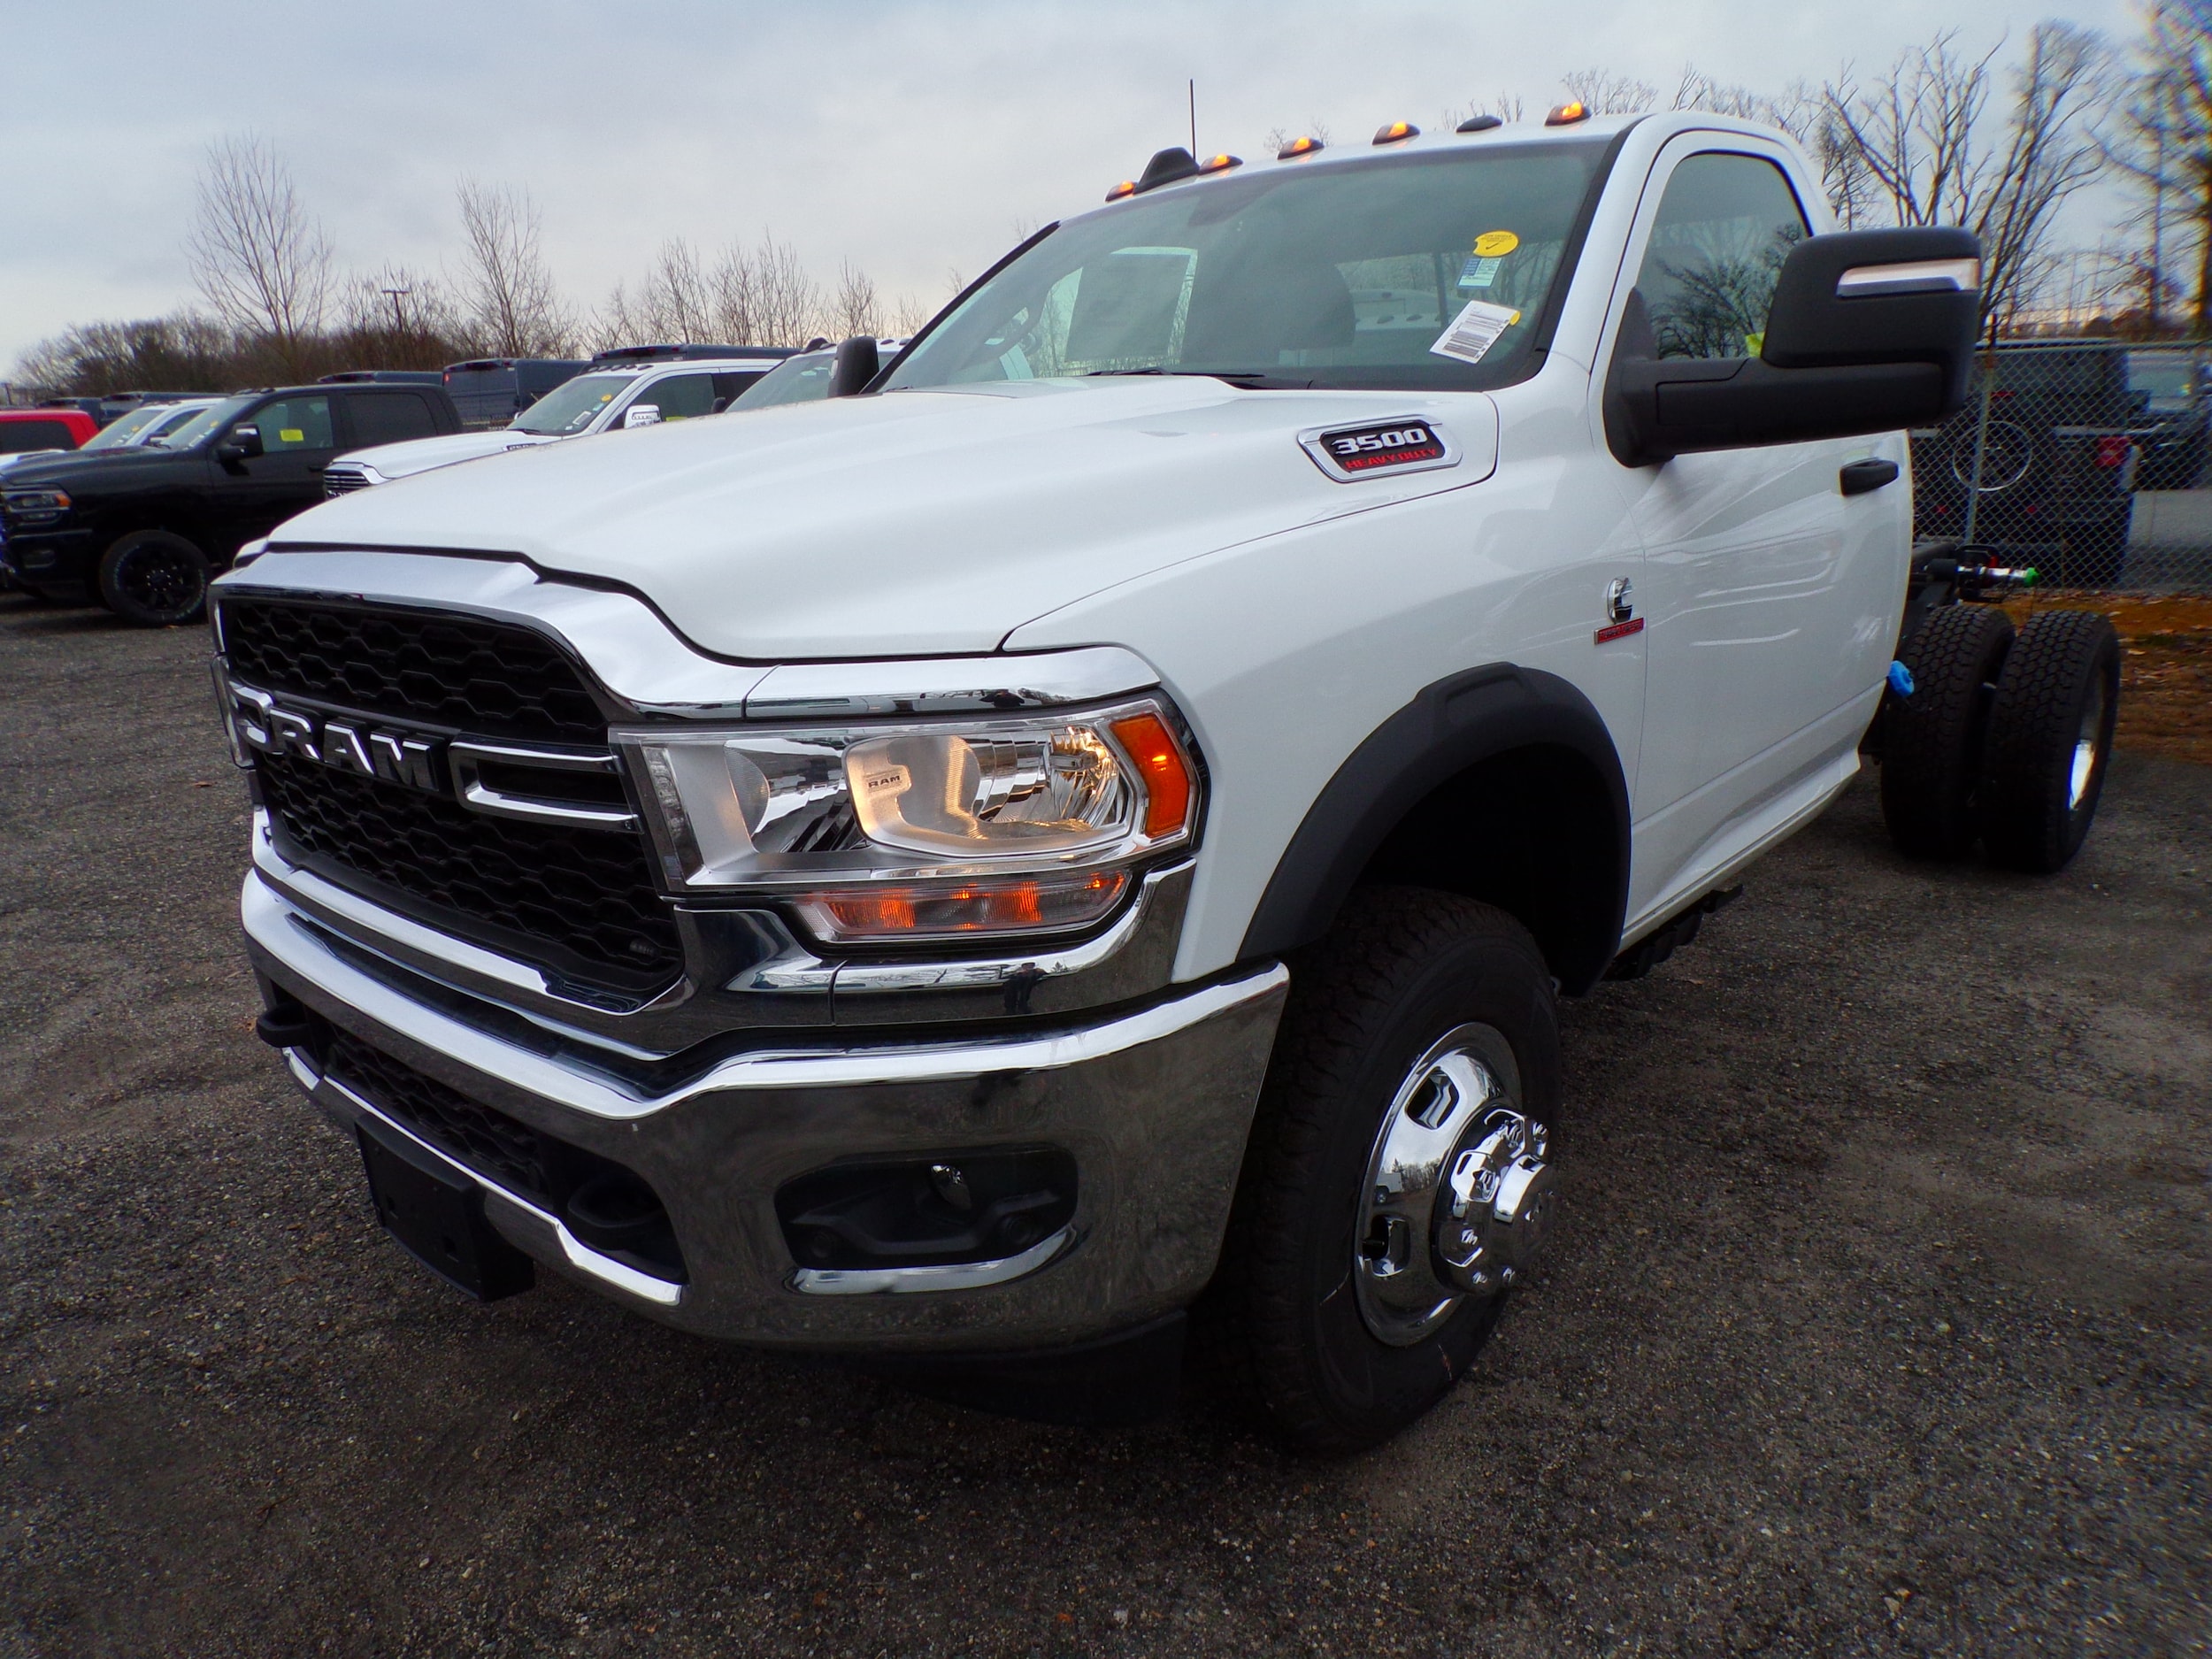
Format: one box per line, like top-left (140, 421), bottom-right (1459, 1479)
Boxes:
top-left (613, 693), bottom-right (1203, 947)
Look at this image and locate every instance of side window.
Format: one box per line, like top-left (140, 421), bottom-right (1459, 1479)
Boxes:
top-left (635, 373), bottom-right (717, 420)
top-left (1634, 153), bottom-right (1809, 360)
top-left (251, 396), bottom-right (335, 451)
top-left (347, 391), bottom-right (440, 447)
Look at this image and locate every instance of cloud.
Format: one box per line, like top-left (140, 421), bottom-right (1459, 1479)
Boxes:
top-left (0, 0), bottom-right (2134, 372)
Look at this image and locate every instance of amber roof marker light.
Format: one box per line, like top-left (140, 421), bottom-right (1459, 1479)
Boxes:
top-left (1276, 134), bottom-right (1324, 160)
top-left (1196, 152), bottom-right (1243, 174)
top-left (1545, 100), bottom-right (1590, 126)
top-left (1456, 113), bottom-right (1504, 133)
top-left (1372, 121), bottom-right (1419, 145)
top-left (1104, 180), bottom-right (1138, 202)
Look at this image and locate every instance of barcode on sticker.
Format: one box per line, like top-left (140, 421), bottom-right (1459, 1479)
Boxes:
top-left (1430, 300), bottom-right (1521, 365)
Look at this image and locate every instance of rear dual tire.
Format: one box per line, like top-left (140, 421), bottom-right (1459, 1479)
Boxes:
top-left (1880, 605), bottom-right (2119, 873)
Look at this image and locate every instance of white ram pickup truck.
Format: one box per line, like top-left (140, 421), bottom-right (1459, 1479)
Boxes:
top-left (212, 111), bottom-right (2117, 1449)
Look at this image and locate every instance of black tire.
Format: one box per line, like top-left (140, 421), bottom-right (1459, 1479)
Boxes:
top-left (96, 530), bottom-right (209, 626)
top-left (1880, 603), bottom-right (2015, 859)
top-left (1978, 609), bottom-right (2121, 873)
top-left (1202, 887), bottom-right (1560, 1453)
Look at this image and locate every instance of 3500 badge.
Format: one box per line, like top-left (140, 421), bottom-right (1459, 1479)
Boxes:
top-left (1298, 418), bottom-right (1459, 482)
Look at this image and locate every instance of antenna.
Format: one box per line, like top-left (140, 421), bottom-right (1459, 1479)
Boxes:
top-left (1188, 79), bottom-right (1196, 157)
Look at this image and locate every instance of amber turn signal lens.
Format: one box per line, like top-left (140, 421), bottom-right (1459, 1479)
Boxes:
top-left (795, 870), bottom-right (1131, 942)
top-left (1110, 712), bottom-right (1193, 839)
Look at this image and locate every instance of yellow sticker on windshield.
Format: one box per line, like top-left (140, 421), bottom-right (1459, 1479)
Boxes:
top-left (278, 428), bottom-right (304, 443)
top-left (1473, 230), bottom-right (1519, 257)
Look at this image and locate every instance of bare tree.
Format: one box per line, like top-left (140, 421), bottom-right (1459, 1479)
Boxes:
top-left (751, 234), bottom-right (821, 345)
top-left (186, 134), bottom-right (332, 373)
top-left (828, 262), bottom-right (881, 339)
top-left (1563, 68), bottom-right (1657, 115)
top-left (1827, 27), bottom-right (2108, 332)
top-left (2101, 2), bottom-right (2212, 332)
top-left (455, 180), bottom-right (572, 356)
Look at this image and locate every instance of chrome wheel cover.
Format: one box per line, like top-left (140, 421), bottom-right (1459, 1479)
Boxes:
top-left (2069, 674), bottom-right (2108, 810)
top-left (1351, 1023), bottom-right (1556, 1348)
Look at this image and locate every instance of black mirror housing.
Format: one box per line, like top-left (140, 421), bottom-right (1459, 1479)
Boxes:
top-left (1606, 226), bottom-right (1982, 466)
top-left (828, 335), bottom-right (880, 398)
top-left (1762, 226), bottom-right (1982, 406)
top-left (217, 424), bottom-right (265, 463)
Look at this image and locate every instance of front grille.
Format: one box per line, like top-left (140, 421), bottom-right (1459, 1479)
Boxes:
top-left (218, 596), bottom-right (606, 745)
top-left (257, 750), bottom-right (681, 989)
top-left (323, 1025), bottom-right (687, 1281)
top-left (322, 465), bottom-right (377, 497)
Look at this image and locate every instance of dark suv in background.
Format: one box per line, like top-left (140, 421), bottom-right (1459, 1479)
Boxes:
top-left (0, 380), bottom-right (462, 625)
top-left (1910, 343), bottom-right (2139, 585)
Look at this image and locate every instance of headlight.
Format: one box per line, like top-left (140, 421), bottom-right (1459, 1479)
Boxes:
top-left (3, 488), bottom-right (71, 520)
top-left (616, 698), bottom-right (1199, 944)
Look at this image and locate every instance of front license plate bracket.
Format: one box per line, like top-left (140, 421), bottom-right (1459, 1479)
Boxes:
top-left (357, 1120), bottom-right (536, 1302)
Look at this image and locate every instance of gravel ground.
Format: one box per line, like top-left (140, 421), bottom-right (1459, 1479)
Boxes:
top-left (2, 595), bottom-right (2208, 1657)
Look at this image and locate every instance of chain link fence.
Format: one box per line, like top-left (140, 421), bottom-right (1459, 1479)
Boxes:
top-left (1910, 338), bottom-right (2212, 594)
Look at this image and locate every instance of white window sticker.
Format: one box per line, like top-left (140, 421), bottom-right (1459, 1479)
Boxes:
top-left (1456, 255), bottom-right (1504, 289)
top-left (1429, 300), bottom-right (1521, 365)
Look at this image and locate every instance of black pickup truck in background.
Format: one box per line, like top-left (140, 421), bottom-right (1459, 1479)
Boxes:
top-left (1910, 343), bottom-right (2139, 586)
top-left (0, 380), bottom-right (463, 626)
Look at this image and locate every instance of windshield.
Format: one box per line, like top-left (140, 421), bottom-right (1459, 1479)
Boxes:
top-left (79, 404), bottom-right (175, 449)
top-left (2127, 355), bottom-right (2195, 405)
top-left (144, 402), bottom-right (212, 441)
top-left (886, 139), bottom-right (1613, 394)
top-left (508, 373), bottom-right (634, 435)
top-left (155, 395), bottom-right (257, 450)
top-left (730, 353), bottom-right (836, 410)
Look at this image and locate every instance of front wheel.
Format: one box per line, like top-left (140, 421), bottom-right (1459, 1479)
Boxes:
top-left (1206, 888), bottom-right (1560, 1452)
top-left (96, 530), bottom-right (209, 626)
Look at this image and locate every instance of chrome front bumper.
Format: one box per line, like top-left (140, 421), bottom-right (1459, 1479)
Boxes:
top-left (242, 868), bottom-right (1286, 1353)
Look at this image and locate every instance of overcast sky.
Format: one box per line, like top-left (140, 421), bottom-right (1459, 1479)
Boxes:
top-left (0, 0), bottom-right (2132, 372)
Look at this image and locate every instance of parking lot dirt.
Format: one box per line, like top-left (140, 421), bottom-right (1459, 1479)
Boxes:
top-left (3, 596), bottom-right (2208, 1657)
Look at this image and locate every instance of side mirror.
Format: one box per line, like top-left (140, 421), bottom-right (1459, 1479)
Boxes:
top-left (622, 404), bottom-right (662, 429)
top-left (828, 335), bottom-right (879, 397)
top-left (217, 424), bottom-right (265, 462)
top-left (1605, 227), bottom-right (1982, 466)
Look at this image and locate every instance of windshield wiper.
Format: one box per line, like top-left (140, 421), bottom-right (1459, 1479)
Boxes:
top-left (1083, 368), bottom-right (1307, 388)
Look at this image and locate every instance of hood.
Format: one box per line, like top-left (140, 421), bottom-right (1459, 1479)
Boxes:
top-left (273, 379), bottom-right (1499, 659)
top-left (339, 429), bottom-right (558, 480)
top-left (1, 445), bottom-right (200, 488)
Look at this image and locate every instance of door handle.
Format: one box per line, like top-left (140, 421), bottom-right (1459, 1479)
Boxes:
top-left (1839, 457), bottom-right (1900, 495)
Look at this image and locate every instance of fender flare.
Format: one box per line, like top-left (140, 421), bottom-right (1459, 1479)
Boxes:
top-left (1238, 662), bottom-right (1631, 995)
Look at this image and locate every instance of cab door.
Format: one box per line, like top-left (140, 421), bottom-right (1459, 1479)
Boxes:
top-left (1608, 143), bottom-right (1884, 923)
top-left (211, 394), bottom-right (338, 553)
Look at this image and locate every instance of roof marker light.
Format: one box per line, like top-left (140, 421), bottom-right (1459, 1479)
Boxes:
top-left (1545, 100), bottom-right (1590, 126)
top-left (1104, 180), bottom-right (1138, 202)
top-left (1277, 134), bottom-right (1324, 160)
top-left (1196, 152), bottom-right (1243, 174)
top-left (1372, 121), bottom-right (1419, 145)
top-left (1456, 113), bottom-right (1504, 134)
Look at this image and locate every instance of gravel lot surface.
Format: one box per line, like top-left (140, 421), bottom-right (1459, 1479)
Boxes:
top-left (3, 596), bottom-right (2208, 1657)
